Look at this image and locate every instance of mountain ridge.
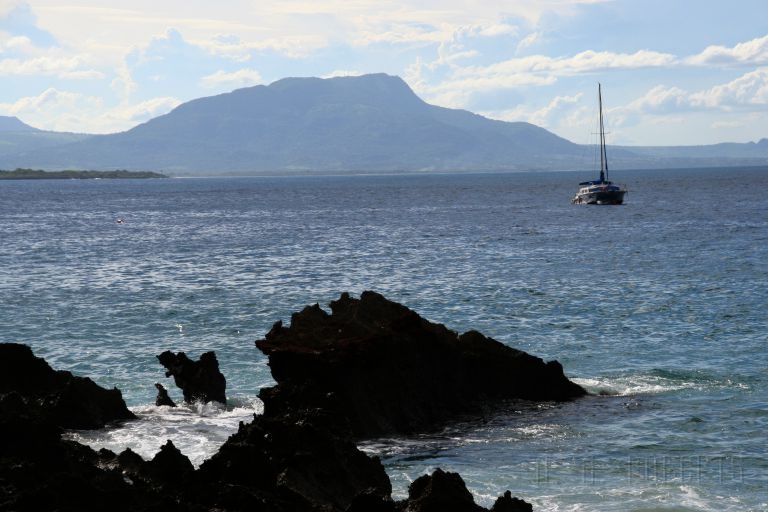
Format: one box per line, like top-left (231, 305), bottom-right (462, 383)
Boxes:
top-left (2, 74), bottom-right (766, 175)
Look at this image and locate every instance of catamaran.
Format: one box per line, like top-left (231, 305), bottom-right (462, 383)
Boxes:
top-left (571, 84), bottom-right (627, 205)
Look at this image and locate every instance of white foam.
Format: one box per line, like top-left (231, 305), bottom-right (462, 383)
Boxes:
top-left (572, 375), bottom-right (717, 397)
top-left (66, 396), bottom-right (262, 467)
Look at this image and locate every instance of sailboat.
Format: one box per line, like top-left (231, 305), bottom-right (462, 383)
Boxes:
top-left (571, 84), bottom-right (627, 205)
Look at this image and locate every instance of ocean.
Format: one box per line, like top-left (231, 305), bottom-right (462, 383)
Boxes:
top-left (1, 168), bottom-right (766, 511)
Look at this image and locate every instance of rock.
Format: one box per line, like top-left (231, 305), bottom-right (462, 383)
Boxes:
top-left (404, 469), bottom-right (485, 512)
top-left (194, 413), bottom-right (392, 511)
top-left (148, 440), bottom-right (195, 485)
top-left (154, 383), bottom-right (177, 407)
top-left (490, 491), bottom-right (534, 512)
top-left (0, 343), bottom-right (136, 429)
top-left (2, 293), bottom-right (558, 512)
top-left (157, 350), bottom-right (226, 404)
top-left (256, 291), bottom-right (586, 438)
top-left (346, 490), bottom-right (397, 512)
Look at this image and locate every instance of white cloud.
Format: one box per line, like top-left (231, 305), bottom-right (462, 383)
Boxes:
top-left (516, 31), bottom-right (542, 53)
top-left (687, 34), bottom-right (768, 66)
top-left (690, 68), bottom-right (768, 108)
top-left (0, 87), bottom-right (180, 133)
top-left (200, 68), bottom-right (263, 89)
top-left (111, 62), bottom-right (137, 99)
top-left (0, 87), bottom-right (102, 125)
top-left (0, 54), bottom-right (100, 76)
top-left (619, 68), bottom-right (768, 120)
top-left (625, 85), bottom-right (691, 114)
top-left (480, 93), bottom-right (582, 127)
top-left (409, 49), bottom-right (676, 111)
top-left (115, 96), bottom-right (181, 124)
top-left (460, 49), bottom-right (676, 79)
top-left (321, 69), bottom-right (364, 78)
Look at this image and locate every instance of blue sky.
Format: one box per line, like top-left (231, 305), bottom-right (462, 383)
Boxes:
top-left (1, 0), bottom-right (766, 145)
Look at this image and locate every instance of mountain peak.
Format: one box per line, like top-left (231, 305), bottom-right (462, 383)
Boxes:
top-left (262, 73), bottom-right (424, 111)
top-left (0, 73), bottom-right (580, 173)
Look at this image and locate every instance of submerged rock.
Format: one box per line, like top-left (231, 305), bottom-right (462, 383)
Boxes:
top-left (256, 291), bottom-right (586, 438)
top-left (0, 342), bottom-right (135, 429)
top-left (157, 350), bottom-right (226, 404)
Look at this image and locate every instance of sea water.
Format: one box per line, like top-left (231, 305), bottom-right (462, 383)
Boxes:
top-left (0, 168), bottom-right (766, 511)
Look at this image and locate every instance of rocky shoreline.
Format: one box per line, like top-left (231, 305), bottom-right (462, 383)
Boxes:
top-left (1, 292), bottom-right (586, 511)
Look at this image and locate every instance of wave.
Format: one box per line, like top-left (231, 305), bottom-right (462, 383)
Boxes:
top-left (572, 369), bottom-right (749, 397)
top-left (65, 396), bottom-right (263, 467)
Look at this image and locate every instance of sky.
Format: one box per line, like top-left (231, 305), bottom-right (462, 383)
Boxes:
top-left (1, 0), bottom-right (766, 146)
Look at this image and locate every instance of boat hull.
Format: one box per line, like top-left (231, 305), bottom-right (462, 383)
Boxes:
top-left (572, 189), bottom-right (626, 205)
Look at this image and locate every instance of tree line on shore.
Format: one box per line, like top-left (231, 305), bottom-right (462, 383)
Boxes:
top-left (0, 168), bottom-right (167, 179)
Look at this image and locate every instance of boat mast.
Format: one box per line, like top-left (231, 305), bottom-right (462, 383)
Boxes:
top-left (598, 83), bottom-right (608, 182)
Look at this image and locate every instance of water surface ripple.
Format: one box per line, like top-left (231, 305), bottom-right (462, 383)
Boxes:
top-left (1, 168), bottom-right (766, 511)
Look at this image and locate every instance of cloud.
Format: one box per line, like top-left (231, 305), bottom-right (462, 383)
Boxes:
top-left (690, 67), bottom-right (768, 108)
top-left (480, 93), bottom-right (583, 127)
top-left (321, 69), bottom-right (364, 78)
top-left (0, 55), bottom-right (101, 77)
top-left (624, 85), bottom-right (691, 114)
top-left (116, 96), bottom-right (182, 124)
top-left (459, 49), bottom-right (676, 79)
top-left (408, 48), bottom-right (676, 111)
top-left (687, 34), bottom-right (768, 66)
top-left (516, 31), bottom-right (543, 53)
top-left (0, 87), bottom-right (180, 133)
top-left (0, 87), bottom-right (101, 120)
top-left (200, 68), bottom-right (263, 89)
top-left (0, 2), bottom-right (57, 47)
top-left (604, 68), bottom-right (768, 131)
top-left (623, 68), bottom-right (768, 116)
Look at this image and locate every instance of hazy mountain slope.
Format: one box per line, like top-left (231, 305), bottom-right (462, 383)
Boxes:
top-left (3, 76), bottom-right (765, 174)
top-left (4, 74), bottom-right (584, 174)
top-left (0, 116), bottom-right (93, 162)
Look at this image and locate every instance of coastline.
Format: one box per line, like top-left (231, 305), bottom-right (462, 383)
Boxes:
top-left (0, 168), bottom-right (167, 180)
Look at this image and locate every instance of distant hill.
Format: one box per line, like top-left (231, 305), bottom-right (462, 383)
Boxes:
top-left (0, 116), bottom-right (38, 132)
top-left (0, 116), bottom-right (92, 161)
top-left (1, 74), bottom-right (586, 174)
top-left (1, 76), bottom-right (766, 174)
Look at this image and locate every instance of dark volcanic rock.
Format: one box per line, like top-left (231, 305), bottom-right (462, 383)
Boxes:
top-left (154, 382), bottom-right (177, 407)
top-left (405, 469), bottom-right (485, 512)
top-left (256, 291), bottom-right (586, 438)
top-left (2, 290), bottom-right (561, 512)
top-left (157, 350), bottom-right (226, 404)
top-left (195, 413), bottom-right (392, 511)
top-left (490, 491), bottom-right (534, 512)
top-left (0, 342), bottom-right (135, 429)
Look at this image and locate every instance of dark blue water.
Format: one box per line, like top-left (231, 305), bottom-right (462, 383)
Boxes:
top-left (1, 168), bottom-right (766, 511)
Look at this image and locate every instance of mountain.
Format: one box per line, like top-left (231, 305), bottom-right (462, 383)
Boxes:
top-left (0, 116), bottom-right (38, 132)
top-left (1, 74), bottom-right (585, 174)
top-left (1, 75), bottom-right (766, 174)
top-left (0, 116), bottom-right (92, 161)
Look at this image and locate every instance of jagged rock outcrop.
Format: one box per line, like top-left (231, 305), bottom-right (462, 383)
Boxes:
top-left (157, 350), bottom-right (226, 404)
top-left (256, 291), bottom-right (586, 438)
top-left (3, 285), bottom-right (574, 512)
top-left (0, 343), bottom-right (135, 429)
top-left (405, 468), bottom-right (486, 512)
top-left (490, 491), bottom-right (534, 512)
top-left (154, 382), bottom-right (177, 407)
top-left (0, 343), bottom-right (164, 512)
top-left (192, 414), bottom-right (392, 511)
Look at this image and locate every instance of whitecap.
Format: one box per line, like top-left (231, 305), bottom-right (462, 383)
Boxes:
top-left (65, 396), bottom-right (262, 467)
